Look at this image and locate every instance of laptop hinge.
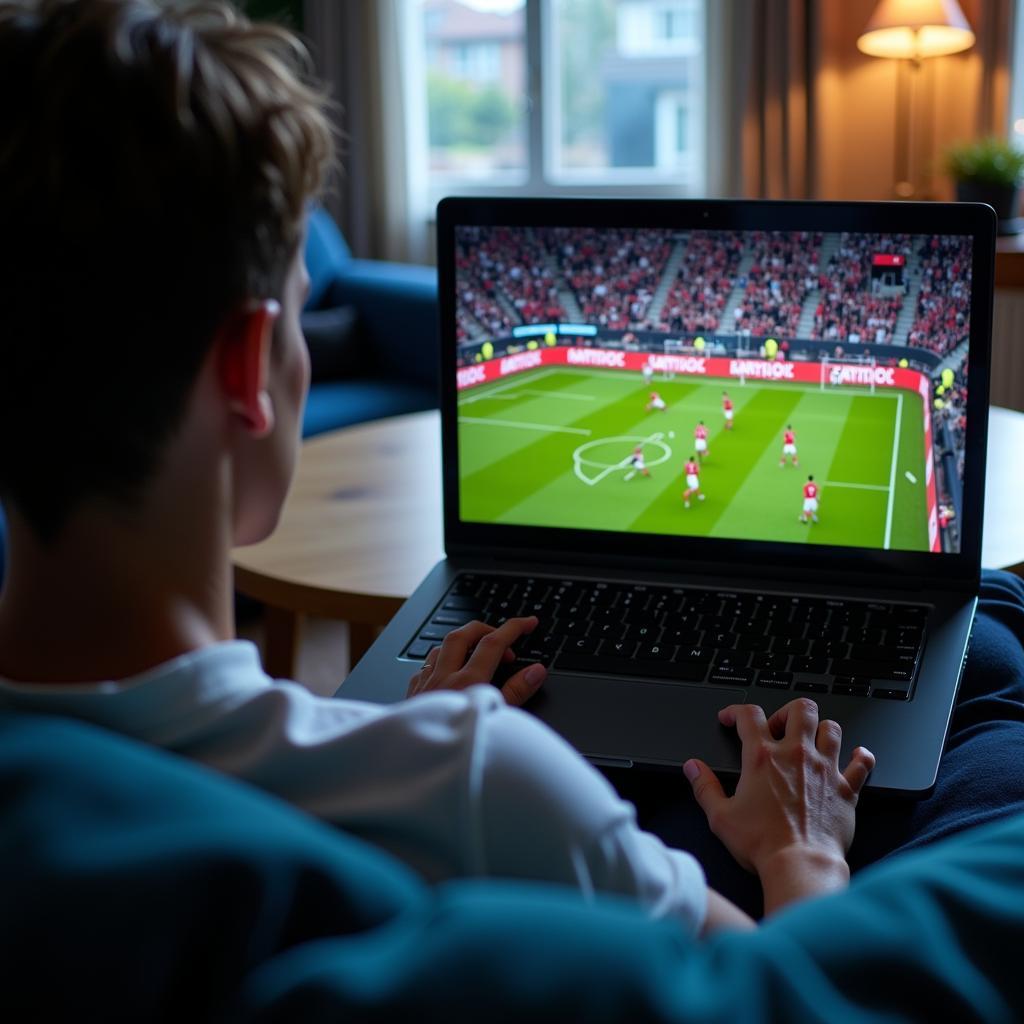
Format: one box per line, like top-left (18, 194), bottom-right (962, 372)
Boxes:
top-left (444, 543), bottom-right (978, 594)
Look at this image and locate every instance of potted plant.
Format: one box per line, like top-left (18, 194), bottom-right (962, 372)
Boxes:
top-left (944, 137), bottom-right (1024, 234)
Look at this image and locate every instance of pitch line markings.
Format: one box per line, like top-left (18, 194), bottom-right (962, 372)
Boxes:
top-left (883, 391), bottom-right (904, 550)
top-left (458, 416), bottom-right (592, 436)
top-left (457, 368), bottom-right (559, 406)
top-left (824, 481), bottom-right (890, 492)
top-left (573, 432), bottom-right (672, 487)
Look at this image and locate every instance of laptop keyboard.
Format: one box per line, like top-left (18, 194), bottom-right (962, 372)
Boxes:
top-left (403, 574), bottom-right (928, 701)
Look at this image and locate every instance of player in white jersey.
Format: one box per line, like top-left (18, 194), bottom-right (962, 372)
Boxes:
top-left (624, 443), bottom-right (651, 481)
top-left (642, 362), bottom-right (654, 386)
top-left (646, 391), bottom-right (667, 412)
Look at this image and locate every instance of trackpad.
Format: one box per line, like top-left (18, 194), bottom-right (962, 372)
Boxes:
top-left (531, 673), bottom-right (747, 771)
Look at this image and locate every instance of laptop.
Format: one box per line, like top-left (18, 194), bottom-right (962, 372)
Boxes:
top-left (340, 197), bottom-right (995, 797)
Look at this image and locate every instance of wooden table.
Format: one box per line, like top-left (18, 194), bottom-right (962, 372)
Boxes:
top-left (232, 412), bottom-right (444, 677)
top-left (233, 407), bottom-right (1024, 678)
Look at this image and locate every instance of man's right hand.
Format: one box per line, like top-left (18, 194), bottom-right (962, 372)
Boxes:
top-left (683, 698), bottom-right (875, 914)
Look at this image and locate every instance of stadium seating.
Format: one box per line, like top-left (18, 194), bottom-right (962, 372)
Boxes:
top-left (301, 207), bottom-right (439, 437)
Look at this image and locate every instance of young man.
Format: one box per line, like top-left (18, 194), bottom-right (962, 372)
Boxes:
top-left (722, 390), bottom-right (734, 430)
top-left (780, 424), bottom-right (799, 467)
top-left (694, 420), bottom-right (709, 460)
top-left (625, 443), bottom-right (651, 480)
top-left (801, 474), bottom-right (820, 524)
top-left (682, 456), bottom-right (705, 508)
top-left (646, 390), bottom-right (667, 412)
top-left (0, 0), bottom-right (874, 939)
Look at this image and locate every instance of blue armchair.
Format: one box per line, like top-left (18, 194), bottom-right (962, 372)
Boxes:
top-left (301, 207), bottom-right (439, 437)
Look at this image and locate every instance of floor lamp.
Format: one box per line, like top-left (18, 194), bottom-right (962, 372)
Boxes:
top-left (856, 0), bottom-right (975, 199)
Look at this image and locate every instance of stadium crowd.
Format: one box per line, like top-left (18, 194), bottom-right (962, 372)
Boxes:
top-left (656, 231), bottom-right (744, 334)
top-left (455, 226), bottom-right (566, 342)
top-left (731, 231), bottom-right (823, 337)
top-left (812, 233), bottom-right (912, 345)
top-left (552, 227), bottom-right (673, 330)
top-left (907, 236), bottom-right (972, 357)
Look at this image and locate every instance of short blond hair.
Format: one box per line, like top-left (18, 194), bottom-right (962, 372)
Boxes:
top-left (0, 0), bottom-right (335, 539)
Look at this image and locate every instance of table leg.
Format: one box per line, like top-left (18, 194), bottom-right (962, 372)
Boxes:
top-left (348, 622), bottom-right (378, 669)
top-left (263, 605), bottom-right (303, 679)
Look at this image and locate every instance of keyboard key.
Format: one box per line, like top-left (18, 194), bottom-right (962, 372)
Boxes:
top-left (605, 639), bottom-right (638, 658)
top-left (637, 642), bottom-right (675, 661)
top-left (750, 652), bottom-right (790, 671)
top-left (675, 646), bottom-right (713, 664)
top-left (714, 651), bottom-right (751, 670)
top-left (443, 595), bottom-right (482, 611)
top-left (624, 623), bottom-right (662, 642)
top-left (793, 680), bottom-right (829, 694)
top-left (406, 640), bottom-right (435, 659)
top-left (831, 677), bottom-right (871, 697)
top-left (733, 634), bottom-right (772, 652)
top-left (565, 636), bottom-right (603, 655)
top-left (773, 637), bottom-right (810, 655)
top-left (432, 611), bottom-right (478, 626)
top-left (757, 671), bottom-right (793, 690)
top-left (790, 656), bottom-right (829, 674)
top-left (418, 626), bottom-right (449, 642)
top-left (873, 682), bottom-right (912, 700)
top-left (708, 668), bottom-right (755, 686)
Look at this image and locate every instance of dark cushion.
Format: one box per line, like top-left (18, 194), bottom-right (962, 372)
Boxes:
top-left (301, 304), bottom-right (361, 383)
top-left (303, 378), bottom-right (436, 438)
top-left (304, 207), bottom-right (351, 310)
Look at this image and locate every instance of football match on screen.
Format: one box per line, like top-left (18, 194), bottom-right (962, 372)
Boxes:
top-left (454, 226), bottom-right (970, 554)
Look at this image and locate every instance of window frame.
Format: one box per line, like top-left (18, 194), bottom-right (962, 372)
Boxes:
top-left (419, 0), bottom-right (714, 205)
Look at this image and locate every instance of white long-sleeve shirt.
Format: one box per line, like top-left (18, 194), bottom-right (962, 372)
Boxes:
top-left (0, 640), bottom-right (707, 933)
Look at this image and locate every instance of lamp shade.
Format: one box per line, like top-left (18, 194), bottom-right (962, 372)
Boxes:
top-left (857, 0), bottom-right (975, 59)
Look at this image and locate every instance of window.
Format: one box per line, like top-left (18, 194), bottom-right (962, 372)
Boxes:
top-left (414, 0), bottom-right (707, 198)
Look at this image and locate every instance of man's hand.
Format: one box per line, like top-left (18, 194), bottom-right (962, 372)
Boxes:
top-left (406, 616), bottom-right (547, 707)
top-left (684, 698), bottom-right (875, 914)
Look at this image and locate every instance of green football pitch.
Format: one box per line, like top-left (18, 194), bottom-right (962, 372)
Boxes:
top-left (457, 365), bottom-right (930, 552)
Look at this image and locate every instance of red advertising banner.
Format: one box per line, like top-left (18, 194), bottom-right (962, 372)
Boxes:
top-left (872, 253), bottom-right (906, 267)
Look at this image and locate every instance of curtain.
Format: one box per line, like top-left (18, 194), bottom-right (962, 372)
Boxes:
top-left (709, 0), bottom-right (816, 200)
top-left (963, 0), bottom-right (1015, 136)
top-left (304, 0), bottom-right (429, 263)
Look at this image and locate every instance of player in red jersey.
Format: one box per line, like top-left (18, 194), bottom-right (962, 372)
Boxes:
top-left (780, 424), bottom-right (798, 467)
top-left (682, 456), bottom-right (704, 508)
top-left (800, 474), bottom-right (820, 524)
top-left (624, 443), bottom-right (651, 481)
top-left (694, 420), bottom-right (709, 461)
top-left (646, 390), bottom-right (666, 412)
top-left (722, 391), bottom-right (734, 430)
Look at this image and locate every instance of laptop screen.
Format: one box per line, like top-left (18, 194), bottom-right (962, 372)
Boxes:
top-left (452, 221), bottom-right (975, 556)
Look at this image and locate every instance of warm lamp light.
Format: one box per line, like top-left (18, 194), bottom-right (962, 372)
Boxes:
top-left (857, 0), bottom-right (975, 60)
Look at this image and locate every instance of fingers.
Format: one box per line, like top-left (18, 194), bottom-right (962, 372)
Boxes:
top-left (460, 616), bottom-right (540, 683)
top-left (767, 697), bottom-right (820, 744)
top-left (500, 661), bottom-right (547, 707)
top-left (841, 746), bottom-right (876, 797)
top-left (684, 758), bottom-right (728, 823)
top-left (815, 718), bottom-right (843, 765)
top-left (430, 621), bottom-right (498, 680)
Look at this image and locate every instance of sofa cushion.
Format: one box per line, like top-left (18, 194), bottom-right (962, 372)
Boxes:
top-left (301, 304), bottom-right (361, 383)
top-left (304, 207), bottom-right (351, 311)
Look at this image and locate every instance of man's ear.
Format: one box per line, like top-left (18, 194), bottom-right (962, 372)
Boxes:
top-left (217, 299), bottom-right (281, 438)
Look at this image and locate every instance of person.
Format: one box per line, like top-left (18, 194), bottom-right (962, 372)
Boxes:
top-left (801, 474), bottom-right (820, 524)
top-left (625, 443), bottom-right (651, 480)
top-left (722, 390), bottom-right (734, 430)
top-left (682, 456), bottom-right (704, 508)
top-left (0, 0), bottom-right (873, 943)
top-left (694, 420), bottom-right (709, 460)
top-left (780, 424), bottom-right (799, 466)
top-left (641, 362), bottom-right (654, 386)
top-left (646, 390), bottom-right (667, 412)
